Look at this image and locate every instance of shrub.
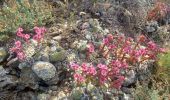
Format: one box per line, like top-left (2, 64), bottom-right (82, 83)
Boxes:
top-left (69, 33), bottom-right (165, 90)
top-left (0, 0), bottom-right (54, 34)
top-left (133, 81), bottom-right (169, 100)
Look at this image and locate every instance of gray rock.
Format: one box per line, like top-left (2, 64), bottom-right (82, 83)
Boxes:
top-left (19, 67), bottom-right (39, 89)
top-left (32, 61), bottom-right (56, 81)
top-left (121, 87), bottom-right (132, 94)
top-left (123, 70), bottom-right (136, 86)
top-left (119, 93), bottom-right (134, 100)
top-left (0, 65), bottom-right (7, 76)
top-left (0, 47), bottom-right (7, 63)
top-left (0, 65), bottom-right (18, 89)
top-left (137, 61), bottom-right (154, 81)
top-left (145, 21), bottom-right (159, 33)
top-left (18, 62), bottom-right (31, 69)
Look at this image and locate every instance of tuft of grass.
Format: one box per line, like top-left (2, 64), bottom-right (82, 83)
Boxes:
top-left (0, 0), bottom-right (54, 34)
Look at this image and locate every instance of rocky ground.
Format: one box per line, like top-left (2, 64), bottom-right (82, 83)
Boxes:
top-left (0, 0), bottom-right (170, 100)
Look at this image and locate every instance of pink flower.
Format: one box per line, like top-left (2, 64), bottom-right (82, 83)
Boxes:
top-left (147, 41), bottom-right (157, 50)
top-left (24, 34), bottom-right (31, 42)
top-left (81, 63), bottom-right (88, 72)
top-left (24, 34), bottom-right (30, 40)
top-left (73, 73), bottom-right (85, 83)
top-left (103, 38), bottom-right (109, 45)
top-left (34, 26), bottom-right (42, 34)
top-left (101, 69), bottom-right (108, 76)
top-left (121, 61), bottom-right (128, 68)
top-left (87, 65), bottom-right (97, 75)
top-left (98, 64), bottom-right (108, 77)
top-left (15, 41), bottom-right (22, 48)
top-left (123, 46), bottom-right (132, 54)
top-left (16, 32), bottom-right (24, 37)
top-left (112, 67), bottom-right (120, 75)
top-left (108, 44), bottom-right (116, 50)
top-left (107, 34), bottom-right (114, 41)
top-left (138, 35), bottom-right (146, 42)
top-left (17, 51), bottom-right (25, 60)
top-left (97, 63), bottom-right (107, 70)
top-left (41, 27), bottom-right (46, 33)
top-left (137, 49), bottom-right (147, 56)
top-left (70, 62), bottom-right (80, 70)
top-left (33, 34), bottom-right (42, 42)
top-left (112, 76), bottom-right (125, 89)
top-left (17, 27), bottom-right (23, 33)
top-left (33, 35), bottom-right (38, 40)
top-left (99, 76), bottom-right (107, 85)
top-left (112, 60), bottom-right (122, 68)
top-left (87, 43), bottom-right (94, 53)
top-left (159, 48), bottom-right (166, 53)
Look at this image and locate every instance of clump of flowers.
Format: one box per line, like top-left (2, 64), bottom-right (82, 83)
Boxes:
top-left (69, 33), bottom-right (166, 90)
top-left (10, 27), bottom-right (46, 61)
top-left (147, 2), bottom-right (168, 21)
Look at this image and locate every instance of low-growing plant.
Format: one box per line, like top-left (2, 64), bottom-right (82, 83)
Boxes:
top-left (147, 1), bottom-right (168, 21)
top-left (132, 81), bottom-right (169, 100)
top-left (9, 27), bottom-right (46, 61)
top-left (156, 51), bottom-right (170, 83)
top-left (0, 0), bottom-right (54, 34)
top-left (69, 33), bottom-right (165, 90)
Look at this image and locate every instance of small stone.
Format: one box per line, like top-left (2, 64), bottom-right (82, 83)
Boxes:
top-left (82, 22), bottom-right (90, 30)
top-left (123, 70), bottom-right (136, 86)
top-left (37, 93), bottom-right (50, 100)
top-left (67, 53), bottom-right (76, 62)
top-left (49, 47), bottom-right (66, 62)
top-left (58, 91), bottom-right (67, 99)
top-left (32, 61), bottom-right (56, 81)
top-left (53, 36), bottom-right (62, 41)
top-left (18, 62), bottom-right (31, 69)
top-left (0, 47), bottom-right (7, 63)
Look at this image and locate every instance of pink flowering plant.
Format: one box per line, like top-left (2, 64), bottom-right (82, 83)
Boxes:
top-left (10, 27), bottom-right (46, 61)
top-left (69, 32), bottom-right (166, 90)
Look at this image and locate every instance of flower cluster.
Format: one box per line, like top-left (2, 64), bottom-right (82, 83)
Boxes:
top-left (33, 26), bottom-right (46, 43)
top-left (16, 27), bottom-right (30, 43)
top-left (70, 32), bottom-right (166, 90)
top-left (10, 27), bottom-right (46, 60)
top-left (70, 61), bottom-right (127, 89)
top-left (147, 2), bottom-right (168, 21)
top-left (10, 40), bottom-right (25, 60)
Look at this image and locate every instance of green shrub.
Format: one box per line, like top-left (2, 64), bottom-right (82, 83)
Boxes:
top-left (0, 0), bottom-right (54, 34)
top-left (133, 82), bottom-right (169, 100)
